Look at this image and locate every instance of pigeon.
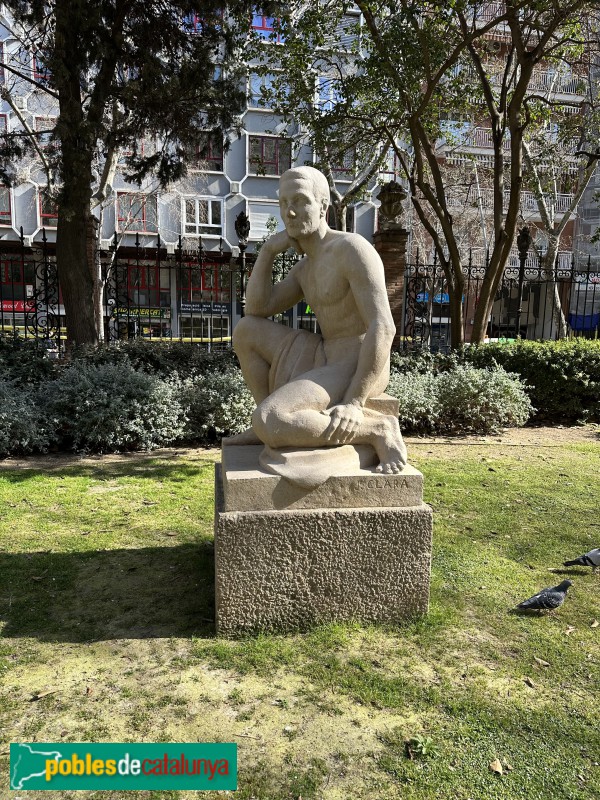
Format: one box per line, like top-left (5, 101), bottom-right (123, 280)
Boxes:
top-left (516, 580), bottom-right (572, 612)
top-left (563, 548), bottom-right (600, 571)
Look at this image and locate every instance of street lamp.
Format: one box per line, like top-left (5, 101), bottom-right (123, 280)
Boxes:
top-left (516, 225), bottom-right (531, 338)
top-left (234, 211), bottom-right (250, 318)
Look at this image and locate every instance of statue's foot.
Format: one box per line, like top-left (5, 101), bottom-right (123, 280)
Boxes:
top-left (222, 427), bottom-right (263, 446)
top-left (373, 416), bottom-right (408, 474)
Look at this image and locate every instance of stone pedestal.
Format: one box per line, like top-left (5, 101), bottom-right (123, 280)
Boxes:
top-left (214, 444), bottom-right (433, 635)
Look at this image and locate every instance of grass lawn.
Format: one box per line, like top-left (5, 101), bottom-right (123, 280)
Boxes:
top-left (0, 428), bottom-right (599, 800)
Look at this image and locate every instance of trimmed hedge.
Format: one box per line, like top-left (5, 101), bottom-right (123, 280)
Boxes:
top-left (387, 366), bottom-right (532, 435)
top-left (1, 336), bottom-right (596, 455)
top-left (458, 340), bottom-right (600, 423)
top-left (392, 339), bottom-right (600, 423)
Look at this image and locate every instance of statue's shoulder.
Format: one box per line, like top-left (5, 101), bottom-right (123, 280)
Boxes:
top-left (328, 230), bottom-right (372, 254)
top-left (328, 231), bottom-right (380, 271)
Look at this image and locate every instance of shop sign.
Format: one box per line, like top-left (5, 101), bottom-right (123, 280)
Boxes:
top-left (179, 302), bottom-right (231, 314)
top-left (114, 307), bottom-right (170, 318)
top-left (1, 299), bottom-right (35, 312)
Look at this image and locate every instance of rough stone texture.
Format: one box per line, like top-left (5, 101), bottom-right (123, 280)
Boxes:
top-left (364, 394), bottom-right (399, 416)
top-left (222, 444), bottom-right (423, 512)
top-left (215, 464), bottom-right (433, 635)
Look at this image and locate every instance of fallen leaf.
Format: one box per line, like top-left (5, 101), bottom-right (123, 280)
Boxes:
top-left (524, 677), bottom-right (536, 688)
top-left (564, 626), bottom-right (576, 636)
top-left (164, 531), bottom-right (178, 537)
top-left (30, 690), bottom-right (58, 702)
top-left (504, 761), bottom-right (514, 771)
top-left (591, 620), bottom-right (599, 628)
top-left (533, 657), bottom-right (550, 667)
top-left (85, 686), bottom-right (92, 696)
top-left (142, 499), bottom-right (157, 506)
top-left (489, 758), bottom-right (503, 775)
top-left (31, 570), bottom-right (49, 582)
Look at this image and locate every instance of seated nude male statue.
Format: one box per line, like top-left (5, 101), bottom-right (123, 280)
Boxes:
top-left (231, 165), bottom-right (407, 475)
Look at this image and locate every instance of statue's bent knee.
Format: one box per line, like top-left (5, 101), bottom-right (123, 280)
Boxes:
top-left (252, 403), bottom-right (280, 446)
top-left (232, 316), bottom-right (253, 352)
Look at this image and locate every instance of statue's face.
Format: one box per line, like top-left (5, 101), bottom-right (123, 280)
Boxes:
top-left (279, 176), bottom-right (326, 238)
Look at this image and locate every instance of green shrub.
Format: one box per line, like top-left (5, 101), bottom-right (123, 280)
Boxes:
top-left (456, 339), bottom-right (600, 422)
top-left (387, 366), bottom-right (532, 435)
top-left (0, 379), bottom-right (55, 456)
top-left (387, 370), bottom-right (440, 434)
top-left (181, 366), bottom-right (255, 441)
top-left (43, 362), bottom-right (186, 452)
top-left (435, 366), bottom-right (533, 433)
top-left (71, 340), bottom-right (238, 378)
top-left (0, 335), bottom-right (59, 386)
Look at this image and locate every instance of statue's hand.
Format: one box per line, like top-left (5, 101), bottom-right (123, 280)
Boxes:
top-left (323, 402), bottom-right (364, 445)
top-left (265, 230), bottom-right (303, 256)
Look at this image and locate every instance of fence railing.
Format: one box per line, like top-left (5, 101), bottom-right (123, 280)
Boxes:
top-left (1, 233), bottom-right (598, 356)
top-left (401, 255), bottom-right (600, 352)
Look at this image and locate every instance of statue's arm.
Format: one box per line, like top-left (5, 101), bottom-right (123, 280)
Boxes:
top-left (342, 239), bottom-right (396, 407)
top-left (245, 231), bottom-right (304, 317)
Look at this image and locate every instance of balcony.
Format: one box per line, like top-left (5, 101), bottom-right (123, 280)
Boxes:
top-left (529, 69), bottom-right (584, 96)
top-left (446, 188), bottom-right (575, 215)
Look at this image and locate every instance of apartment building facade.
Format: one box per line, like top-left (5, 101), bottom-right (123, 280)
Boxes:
top-left (0, 9), bottom-right (383, 346)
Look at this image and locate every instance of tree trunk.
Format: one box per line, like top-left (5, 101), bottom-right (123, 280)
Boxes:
top-left (449, 286), bottom-right (465, 349)
top-left (540, 252), bottom-right (568, 339)
top-left (56, 204), bottom-right (99, 348)
top-left (86, 215), bottom-right (104, 342)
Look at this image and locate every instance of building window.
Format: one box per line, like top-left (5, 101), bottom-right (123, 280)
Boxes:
top-left (252, 13), bottom-right (285, 43)
top-left (249, 136), bottom-right (291, 176)
top-left (183, 9), bottom-right (223, 33)
top-left (248, 202), bottom-right (283, 239)
top-left (183, 197), bottom-right (223, 236)
top-left (117, 193), bottom-right (158, 233)
top-left (39, 192), bottom-right (58, 228)
top-left (331, 149), bottom-right (354, 181)
top-left (116, 261), bottom-right (170, 308)
top-left (380, 147), bottom-right (403, 182)
top-left (180, 263), bottom-right (225, 302)
top-left (34, 116), bottom-right (57, 151)
top-left (249, 72), bottom-right (277, 108)
top-left (0, 186), bottom-right (11, 226)
top-left (188, 135), bottom-right (223, 171)
top-left (1, 259), bottom-right (35, 303)
top-left (317, 77), bottom-right (342, 113)
top-left (32, 53), bottom-right (51, 84)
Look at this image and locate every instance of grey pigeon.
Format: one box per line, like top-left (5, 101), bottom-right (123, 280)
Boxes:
top-left (517, 580), bottom-right (572, 612)
top-left (563, 548), bottom-right (600, 571)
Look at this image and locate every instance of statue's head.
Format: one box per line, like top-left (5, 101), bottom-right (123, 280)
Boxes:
top-left (279, 166), bottom-right (330, 238)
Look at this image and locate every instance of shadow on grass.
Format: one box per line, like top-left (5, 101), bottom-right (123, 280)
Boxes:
top-left (0, 452), bottom-right (217, 484)
top-left (0, 542), bottom-right (216, 642)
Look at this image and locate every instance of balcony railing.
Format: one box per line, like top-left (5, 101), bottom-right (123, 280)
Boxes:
top-left (446, 188), bottom-right (575, 214)
top-left (463, 127), bottom-right (511, 150)
top-left (529, 70), bottom-right (584, 96)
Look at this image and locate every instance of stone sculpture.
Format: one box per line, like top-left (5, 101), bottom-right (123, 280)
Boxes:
top-left (229, 166), bottom-right (407, 487)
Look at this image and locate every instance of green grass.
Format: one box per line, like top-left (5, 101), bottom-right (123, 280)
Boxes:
top-left (0, 436), bottom-right (599, 800)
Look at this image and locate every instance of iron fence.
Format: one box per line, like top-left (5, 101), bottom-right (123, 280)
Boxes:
top-left (401, 253), bottom-right (600, 352)
top-left (1, 230), bottom-right (598, 356)
top-left (0, 230), bottom-right (303, 356)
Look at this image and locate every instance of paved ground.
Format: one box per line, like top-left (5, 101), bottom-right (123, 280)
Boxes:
top-left (1, 425), bottom-right (597, 472)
